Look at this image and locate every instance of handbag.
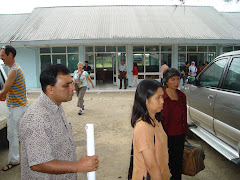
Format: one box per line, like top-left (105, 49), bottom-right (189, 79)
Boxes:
top-left (75, 70), bottom-right (84, 88)
top-left (182, 141), bottom-right (205, 176)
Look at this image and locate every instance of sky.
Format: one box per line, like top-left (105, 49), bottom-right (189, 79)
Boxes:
top-left (0, 0), bottom-right (239, 14)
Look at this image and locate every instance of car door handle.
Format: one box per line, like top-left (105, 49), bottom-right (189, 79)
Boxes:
top-left (208, 95), bottom-right (213, 100)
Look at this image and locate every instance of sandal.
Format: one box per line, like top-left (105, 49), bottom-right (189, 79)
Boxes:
top-left (2, 163), bottom-right (20, 171)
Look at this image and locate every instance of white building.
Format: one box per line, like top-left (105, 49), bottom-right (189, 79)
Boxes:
top-left (0, 5), bottom-right (240, 88)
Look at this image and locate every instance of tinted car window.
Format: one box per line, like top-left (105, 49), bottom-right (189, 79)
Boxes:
top-left (223, 57), bottom-right (240, 92)
top-left (199, 58), bottom-right (228, 87)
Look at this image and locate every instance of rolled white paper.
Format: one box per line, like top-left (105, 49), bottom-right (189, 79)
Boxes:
top-left (85, 124), bottom-right (96, 180)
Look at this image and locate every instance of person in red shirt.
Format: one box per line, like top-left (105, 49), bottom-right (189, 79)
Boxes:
top-left (161, 68), bottom-right (188, 180)
top-left (129, 62), bottom-right (139, 87)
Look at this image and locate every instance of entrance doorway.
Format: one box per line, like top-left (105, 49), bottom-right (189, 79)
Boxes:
top-left (95, 53), bottom-right (115, 85)
top-left (188, 54), bottom-right (199, 64)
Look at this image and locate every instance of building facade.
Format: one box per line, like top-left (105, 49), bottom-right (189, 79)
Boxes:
top-left (0, 5), bottom-right (240, 88)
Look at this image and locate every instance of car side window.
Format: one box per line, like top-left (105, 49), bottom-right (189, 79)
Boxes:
top-left (198, 58), bottom-right (228, 87)
top-left (222, 57), bottom-right (240, 92)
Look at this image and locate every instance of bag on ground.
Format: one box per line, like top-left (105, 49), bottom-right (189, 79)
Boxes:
top-left (182, 141), bottom-right (205, 176)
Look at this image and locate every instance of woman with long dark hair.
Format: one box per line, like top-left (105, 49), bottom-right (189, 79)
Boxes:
top-left (131, 79), bottom-right (171, 180)
top-left (162, 68), bottom-right (188, 180)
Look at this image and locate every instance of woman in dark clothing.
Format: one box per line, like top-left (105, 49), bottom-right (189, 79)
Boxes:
top-left (161, 68), bottom-right (188, 180)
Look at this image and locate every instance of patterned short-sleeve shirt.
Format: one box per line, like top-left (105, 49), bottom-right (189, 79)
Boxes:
top-left (19, 92), bottom-right (77, 180)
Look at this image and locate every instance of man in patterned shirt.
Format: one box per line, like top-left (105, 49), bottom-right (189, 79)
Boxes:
top-left (19, 64), bottom-right (99, 179)
top-left (0, 45), bottom-right (28, 171)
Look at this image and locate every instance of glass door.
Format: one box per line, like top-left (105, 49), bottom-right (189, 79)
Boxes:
top-left (95, 53), bottom-right (115, 85)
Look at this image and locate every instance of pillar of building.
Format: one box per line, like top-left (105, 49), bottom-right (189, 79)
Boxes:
top-left (79, 45), bottom-right (85, 62)
top-left (172, 44), bottom-right (178, 69)
top-left (126, 44), bottom-right (133, 87)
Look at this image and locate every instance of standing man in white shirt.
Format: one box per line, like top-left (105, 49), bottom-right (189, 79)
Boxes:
top-left (118, 60), bottom-right (127, 89)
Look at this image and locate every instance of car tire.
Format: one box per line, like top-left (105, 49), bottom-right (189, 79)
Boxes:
top-left (0, 127), bottom-right (9, 148)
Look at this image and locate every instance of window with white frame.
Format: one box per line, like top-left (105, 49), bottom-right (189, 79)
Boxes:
top-left (133, 45), bottom-right (172, 80)
top-left (39, 47), bottom-right (79, 73)
top-left (178, 45), bottom-right (216, 72)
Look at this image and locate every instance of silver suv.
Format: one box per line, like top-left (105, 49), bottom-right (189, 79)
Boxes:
top-left (0, 59), bottom-right (8, 146)
top-left (181, 50), bottom-right (240, 165)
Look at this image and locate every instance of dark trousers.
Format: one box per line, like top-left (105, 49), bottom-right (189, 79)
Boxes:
top-left (119, 71), bottom-right (127, 88)
top-left (168, 134), bottom-right (185, 180)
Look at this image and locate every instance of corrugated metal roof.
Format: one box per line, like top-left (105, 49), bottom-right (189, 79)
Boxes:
top-left (221, 12), bottom-right (240, 31)
top-left (0, 14), bottom-right (29, 43)
top-left (1, 5), bottom-right (240, 44)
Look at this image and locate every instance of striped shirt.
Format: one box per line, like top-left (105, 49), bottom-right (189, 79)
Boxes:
top-left (6, 64), bottom-right (28, 107)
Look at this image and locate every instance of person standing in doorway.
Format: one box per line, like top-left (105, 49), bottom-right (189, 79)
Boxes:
top-left (118, 59), bottom-right (127, 89)
top-left (181, 62), bottom-right (190, 84)
top-left (0, 45), bottom-right (28, 171)
top-left (161, 61), bottom-right (169, 83)
top-left (129, 62), bottom-right (138, 87)
top-left (189, 61), bottom-right (197, 77)
top-left (202, 61), bottom-right (209, 70)
top-left (197, 61), bottom-right (203, 75)
top-left (83, 61), bottom-right (92, 90)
